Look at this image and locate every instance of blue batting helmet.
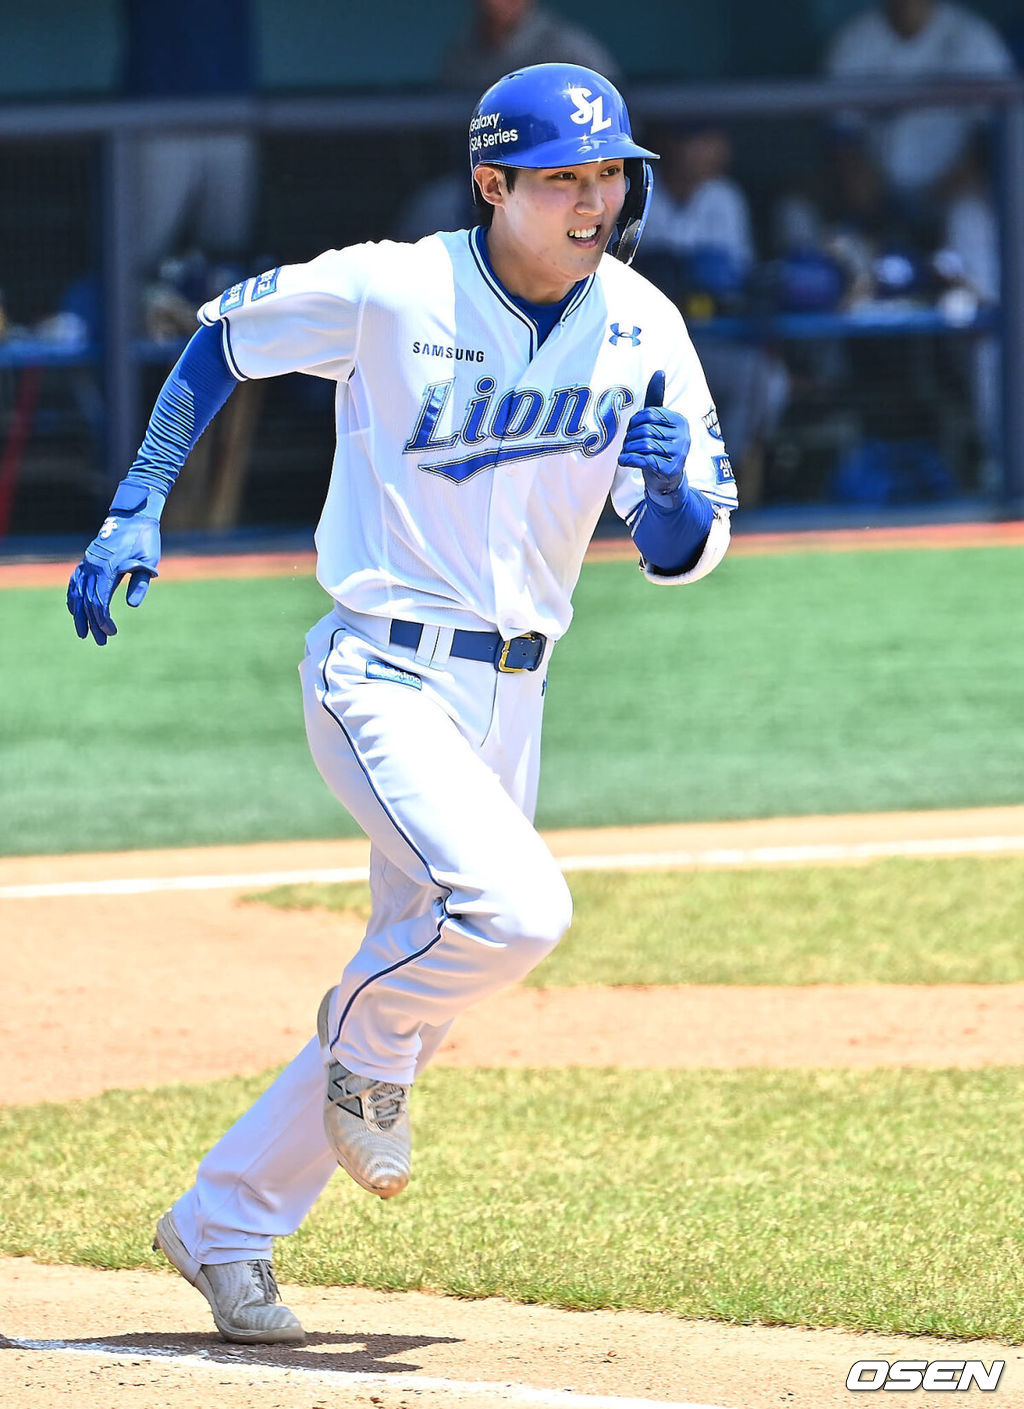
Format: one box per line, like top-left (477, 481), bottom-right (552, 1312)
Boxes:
top-left (469, 63), bottom-right (658, 265)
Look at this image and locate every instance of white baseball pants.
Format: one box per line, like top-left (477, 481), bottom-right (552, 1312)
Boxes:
top-left (172, 605), bottom-right (572, 1262)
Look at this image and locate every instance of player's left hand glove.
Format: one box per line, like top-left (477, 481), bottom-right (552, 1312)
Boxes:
top-left (67, 484), bottom-right (162, 646)
top-left (617, 370), bottom-right (692, 509)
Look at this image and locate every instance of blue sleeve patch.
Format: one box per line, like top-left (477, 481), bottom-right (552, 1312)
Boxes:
top-left (219, 280), bottom-right (249, 314)
top-left (714, 454), bottom-right (735, 484)
top-left (703, 406), bottom-right (724, 441)
top-left (251, 267), bottom-right (281, 301)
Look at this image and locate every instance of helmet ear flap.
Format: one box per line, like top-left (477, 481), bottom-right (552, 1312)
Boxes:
top-left (611, 159), bottom-right (653, 266)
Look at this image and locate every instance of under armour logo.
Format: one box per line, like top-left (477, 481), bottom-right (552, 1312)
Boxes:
top-left (568, 86), bottom-right (613, 135)
top-left (98, 517), bottom-right (118, 539)
top-left (609, 324), bottom-right (641, 346)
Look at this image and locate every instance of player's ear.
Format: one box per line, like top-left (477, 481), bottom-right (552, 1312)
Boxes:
top-left (473, 165), bottom-right (508, 211)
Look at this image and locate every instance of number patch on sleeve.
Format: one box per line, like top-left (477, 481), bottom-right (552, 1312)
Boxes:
top-left (219, 281), bottom-right (249, 314)
top-left (252, 268), bottom-right (281, 301)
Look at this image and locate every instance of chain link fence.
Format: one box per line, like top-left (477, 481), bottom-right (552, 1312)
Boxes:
top-left (1, 79), bottom-right (1022, 543)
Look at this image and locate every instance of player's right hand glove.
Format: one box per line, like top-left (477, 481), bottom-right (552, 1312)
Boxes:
top-left (617, 370), bottom-right (692, 510)
top-left (67, 483), bottom-right (163, 646)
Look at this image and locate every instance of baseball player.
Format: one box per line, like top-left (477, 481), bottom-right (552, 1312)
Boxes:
top-left (67, 63), bottom-right (738, 1344)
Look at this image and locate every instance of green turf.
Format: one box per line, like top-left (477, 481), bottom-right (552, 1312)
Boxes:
top-left (542, 544), bottom-right (1024, 828)
top-left (246, 854), bottom-right (1024, 985)
top-left (2, 1067), bottom-right (1022, 1339)
top-left (2, 545), bottom-right (1022, 854)
top-left (1, 573), bottom-right (333, 853)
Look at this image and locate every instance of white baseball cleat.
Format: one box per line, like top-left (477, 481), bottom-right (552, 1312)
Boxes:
top-left (153, 1210), bottom-right (305, 1344)
top-left (317, 987), bottom-right (411, 1199)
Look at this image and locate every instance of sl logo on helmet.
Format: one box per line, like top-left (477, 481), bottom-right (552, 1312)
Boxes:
top-left (568, 87), bottom-right (613, 134)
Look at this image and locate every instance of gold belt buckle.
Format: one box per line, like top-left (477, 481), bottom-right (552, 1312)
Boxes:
top-left (497, 632), bottom-right (541, 673)
top-left (498, 637), bottom-right (525, 673)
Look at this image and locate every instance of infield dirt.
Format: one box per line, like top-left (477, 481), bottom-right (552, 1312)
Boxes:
top-left (3, 808), bottom-right (1024, 1406)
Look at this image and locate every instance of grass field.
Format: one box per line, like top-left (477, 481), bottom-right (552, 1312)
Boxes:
top-left (247, 854), bottom-right (1024, 986)
top-left (2, 1066), bottom-right (1022, 1339)
top-left (2, 543), bottom-right (1023, 854)
top-left (4, 538), bottom-right (1023, 1351)
top-left (1, 849), bottom-right (1020, 1341)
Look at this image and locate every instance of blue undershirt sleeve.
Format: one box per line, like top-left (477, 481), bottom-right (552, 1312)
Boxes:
top-left (629, 482), bottom-right (715, 576)
top-left (109, 322), bottom-right (239, 516)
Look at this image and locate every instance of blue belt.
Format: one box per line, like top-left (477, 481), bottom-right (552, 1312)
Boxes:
top-left (388, 620), bottom-right (546, 673)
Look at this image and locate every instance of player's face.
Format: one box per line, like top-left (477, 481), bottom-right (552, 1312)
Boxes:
top-left (481, 159), bottom-right (627, 303)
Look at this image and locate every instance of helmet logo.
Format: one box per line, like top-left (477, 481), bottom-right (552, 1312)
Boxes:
top-left (568, 87), bottom-right (613, 135)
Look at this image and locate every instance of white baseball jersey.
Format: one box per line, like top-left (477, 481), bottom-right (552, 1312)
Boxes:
top-left (199, 228), bottom-right (737, 641)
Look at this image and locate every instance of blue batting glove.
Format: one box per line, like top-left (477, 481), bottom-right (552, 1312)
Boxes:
top-left (618, 370), bottom-right (692, 509)
top-left (67, 484), bottom-right (163, 646)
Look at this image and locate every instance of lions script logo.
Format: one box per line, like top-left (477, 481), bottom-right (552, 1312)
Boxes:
top-left (568, 87), bottom-right (613, 134)
top-left (404, 379), bottom-right (635, 483)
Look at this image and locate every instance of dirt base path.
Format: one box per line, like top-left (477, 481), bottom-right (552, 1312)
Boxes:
top-left (4, 879), bottom-right (1024, 1102)
top-left (4, 807), bottom-right (1024, 1106)
top-left (4, 807), bottom-right (1024, 1407)
top-left (3, 1259), bottom-right (1022, 1409)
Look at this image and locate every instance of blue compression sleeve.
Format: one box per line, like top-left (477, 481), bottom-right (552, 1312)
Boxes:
top-left (629, 483), bottom-right (715, 576)
top-left (112, 323), bottom-right (239, 515)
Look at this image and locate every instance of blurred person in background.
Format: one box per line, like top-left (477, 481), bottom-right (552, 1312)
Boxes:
top-left (123, 0), bottom-right (258, 306)
top-left (439, 0), bottom-right (619, 89)
top-left (822, 0), bottom-right (1013, 295)
top-left (776, 0), bottom-right (1015, 492)
top-left (400, 2), bottom-right (619, 241)
top-left (642, 124), bottom-right (755, 273)
top-left (38, 0), bottom-right (259, 353)
top-left (824, 0), bottom-right (1013, 205)
top-left (121, 0), bottom-right (263, 531)
top-left (637, 125), bottom-right (789, 506)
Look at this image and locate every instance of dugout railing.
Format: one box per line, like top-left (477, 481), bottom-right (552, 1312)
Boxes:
top-left (0, 75), bottom-right (1022, 540)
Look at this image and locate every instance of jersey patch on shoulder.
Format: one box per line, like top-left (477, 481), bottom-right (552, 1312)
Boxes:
top-left (219, 280), bottom-right (249, 314)
top-left (704, 406), bottom-right (724, 441)
top-left (251, 268), bottom-right (281, 301)
top-left (366, 658), bottom-right (423, 690)
top-left (713, 454), bottom-right (735, 485)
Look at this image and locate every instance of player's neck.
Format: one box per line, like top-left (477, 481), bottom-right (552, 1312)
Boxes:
top-left (482, 226), bottom-right (579, 305)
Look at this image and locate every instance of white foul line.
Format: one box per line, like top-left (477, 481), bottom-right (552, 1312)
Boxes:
top-left (0, 865), bottom-right (371, 900)
top-left (6, 1338), bottom-right (730, 1409)
top-left (1, 834), bottom-right (1023, 901)
top-left (557, 833), bottom-right (1024, 870)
